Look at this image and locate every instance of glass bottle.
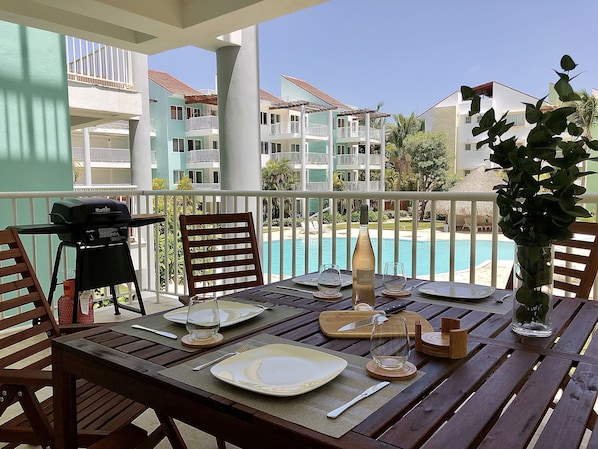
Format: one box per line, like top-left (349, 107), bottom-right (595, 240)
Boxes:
top-left (351, 203), bottom-right (376, 309)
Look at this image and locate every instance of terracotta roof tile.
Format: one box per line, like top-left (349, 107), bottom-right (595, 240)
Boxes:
top-left (260, 88), bottom-right (283, 103)
top-left (148, 69), bottom-right (202, 96)
top-left (282, 75), bottom-right (350, 110)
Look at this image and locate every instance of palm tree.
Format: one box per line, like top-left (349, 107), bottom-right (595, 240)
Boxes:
top-left (262, 158), bottom-right (299, 220)
top-left (386, 113), bottom-right (424, 189)
top-left (571, 90), bottom-right (598, 138)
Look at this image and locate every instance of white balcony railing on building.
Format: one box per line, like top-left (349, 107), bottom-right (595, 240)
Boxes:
top-left (3, 189), bottom-right (597, 318)
top-left (65, 37), bottom-right (133, 90)
top-left (191, 183), bottom-right (220, 190)
top-left (336, 154), bottom-right (382, 166)
top-left (345, 181), bottom-right (382, 192)
top-left (72, 147), bottom-right (131, 163)
top-left (186, 116), bottom-right (219, 132)
top-left (336, 126), bottom-right (382, 142)
top-left (270, 152), bottom-right (329, 165)
top-left (187, 149), bottom-right (220, 164)
top-left (268, 122), bottom-right (329, 139)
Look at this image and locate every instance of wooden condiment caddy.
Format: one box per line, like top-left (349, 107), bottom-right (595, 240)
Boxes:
top-left (414, 317), bottom-right (468, 359)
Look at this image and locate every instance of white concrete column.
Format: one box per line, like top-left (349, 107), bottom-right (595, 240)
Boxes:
top-left (365, 112), bottom-right (371, 192)
top-left (380, 117), bottom-right (386, 192)
top-left (300, 104), bottom-right (307, 192)
top-left (216, 26), bottom-right (261, 193)
top-left (328, 109), bottom-right (334, 191)
top-left (129, 52), bottom-right (152, 190)
top-left (83, 128), bottom-right (92, 186)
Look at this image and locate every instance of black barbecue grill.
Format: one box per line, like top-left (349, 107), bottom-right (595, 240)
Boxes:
top-left (12, 198), bottom-right (164, 323)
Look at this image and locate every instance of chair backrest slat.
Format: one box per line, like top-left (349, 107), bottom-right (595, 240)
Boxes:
top-left (180, 213), bottom-right (264, 297)
top-left (506, 221), bottom-right (598, 298)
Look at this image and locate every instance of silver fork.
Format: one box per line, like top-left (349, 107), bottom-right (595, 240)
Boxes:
top-left (192, 341), bottom-right (254, 371)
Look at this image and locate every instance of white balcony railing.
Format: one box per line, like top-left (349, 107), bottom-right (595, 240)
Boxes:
top-left (65, 37), bottom-right (133, 90)
top-left (336, 154), bottom-right (382, 167)
top-left (3, 190), bottom-right (597, 318)
top-left (336, 126), bottom-right (382, 142)
top-left (268, 122), bottom-right (329, 139)
top-left (186, 116), bottom-right (219, 132)
top-left (72, 147), bottom-right (131, 163)
top-left (270, 152), bottom-right (329, 165)
top-left (187, 149), bottom-right (220, 164)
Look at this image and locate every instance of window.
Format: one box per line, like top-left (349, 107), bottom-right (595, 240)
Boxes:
top-left (261, 142), bottom-right (269, 154)
top-left (186, 107), bottom-right (201, 119)
top-left (187, 139), bottom-right (202, 151)
top-left (173, 170), bottom-right (184, 184)
top-left (465, 144), bottom-right (472, 151)
top-left (170, 106), bottom-right (183, 120)
top-left (337, 145), bottom-right (347, 155)
top-left (507, 113), bottom-right (525, 126)
top-left (261, 112), bottom-right (268, 125)
top-left (291, 144), bottom-right (300, 152)
top-left (210, 110), bottom-right (217, 116)
top-left (172, 138), bottom-right (185, 152)
top-left (271, 143), bottom-right (281, 154)
top-left (465, 116), bottom-right (472, 124)
top-left (213, 171), bottom-right (219, 183)
top-left (188, 170), bottom-right (202, 183)
top-left (212, 140), bottom-right (219, 150)
top-left (270, 113), bottom-right (281, 124)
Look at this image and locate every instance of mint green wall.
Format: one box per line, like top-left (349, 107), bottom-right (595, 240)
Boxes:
top-left (0, 22), bottom-right (72, 194)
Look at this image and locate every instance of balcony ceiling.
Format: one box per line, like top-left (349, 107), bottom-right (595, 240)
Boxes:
top-left (0, 0), bottom-right (327, 54)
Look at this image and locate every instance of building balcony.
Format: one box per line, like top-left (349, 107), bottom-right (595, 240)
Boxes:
top-left (335, 126), bottom-right (382, 144)
top-left (191, 182), bottom-right (221, 190)
top-left (345, 181), bottom-right (382, 192)
top-left (270, 152), bottom-right (329, 167)
top-left (264, 122), bottom-right (329, 142)
top-left (335, 154), bottom-right (382, 170)
top-left (186, 149), bottom-right (220, 168)
top-left (186, 116), bottom-right (219, 136)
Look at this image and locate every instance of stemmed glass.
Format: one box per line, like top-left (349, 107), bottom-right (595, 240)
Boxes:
top-left (370, 315), bottom-right (410, 371)
top-left (317, 264), bottom-right (343, 298)
top-left (183, 294), bottom-right (222, 347)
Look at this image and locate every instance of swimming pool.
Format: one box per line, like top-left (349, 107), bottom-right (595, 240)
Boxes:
top-left (263, 237), bottom-right (515, 278)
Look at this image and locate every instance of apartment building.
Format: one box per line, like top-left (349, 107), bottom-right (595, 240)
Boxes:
top-left (419, 81), bottom-right (541, 178)
top-left (136, 70), bottom-right (387, 191)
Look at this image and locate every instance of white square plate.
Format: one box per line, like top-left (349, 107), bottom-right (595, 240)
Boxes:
top-left (210, 343), bottom-right (347, 396)
top-left (163, 300), bottom-right (264, 327)
top-left (419, 281), bottom-right (495, 300)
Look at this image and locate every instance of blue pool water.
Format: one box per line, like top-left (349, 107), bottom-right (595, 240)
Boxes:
top-left (263, 237), bottom-right (515, 278)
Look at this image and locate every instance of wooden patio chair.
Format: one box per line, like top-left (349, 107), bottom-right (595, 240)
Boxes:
top-left (0, 228), bottom-right (186, 449)
top-left (506, 221), bottom-right (598, 298)
top-left (179, 212), bottom-right (264, 301)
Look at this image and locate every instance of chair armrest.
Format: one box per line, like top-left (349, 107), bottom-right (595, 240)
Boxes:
top-left (0, 368), bottom-right (52, 387)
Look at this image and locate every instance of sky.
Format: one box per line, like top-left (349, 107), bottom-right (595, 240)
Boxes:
top-left (148, 0), bottom-right (598, 118)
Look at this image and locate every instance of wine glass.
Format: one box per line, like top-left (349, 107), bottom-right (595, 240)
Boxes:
top-left (185, 294), bottom-right (221, 344)
top-left (383, 262), bottom-right (407, 296)
top-left (317, 264), bottom-right (342, 297)
top-left (370, 315), bottom-right (410, 371)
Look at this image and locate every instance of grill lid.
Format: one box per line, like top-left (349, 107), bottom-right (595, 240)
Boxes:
top-left (50, 198), bottom-right (132, 226)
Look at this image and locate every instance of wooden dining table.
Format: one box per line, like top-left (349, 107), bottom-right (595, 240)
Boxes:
top-left (52, 276), bottom-right (598, 449)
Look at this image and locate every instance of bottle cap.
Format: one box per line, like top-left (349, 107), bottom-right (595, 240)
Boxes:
top-left (360, 203), bottom-right (368, 225)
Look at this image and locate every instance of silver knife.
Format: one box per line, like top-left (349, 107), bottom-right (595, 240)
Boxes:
top-left (327, 381), bottom-right (390, 418)
top-left (131, 324), bottom-right (178, 340)
top-left (337, 303), bottom-right (407, 332)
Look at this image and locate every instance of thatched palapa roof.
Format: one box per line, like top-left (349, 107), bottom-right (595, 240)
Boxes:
top-left (435, 166), bottom-right (502, 216)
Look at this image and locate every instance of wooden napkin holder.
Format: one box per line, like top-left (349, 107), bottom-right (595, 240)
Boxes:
top-left (414, 317), bottom-right (468, 359)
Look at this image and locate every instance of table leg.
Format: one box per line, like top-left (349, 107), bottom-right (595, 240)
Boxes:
top-left (52, 347), bottom-right (78, 449)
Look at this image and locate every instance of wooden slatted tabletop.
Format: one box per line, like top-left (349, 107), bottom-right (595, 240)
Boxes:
top-left (52, 277), bottom-right (598, 449)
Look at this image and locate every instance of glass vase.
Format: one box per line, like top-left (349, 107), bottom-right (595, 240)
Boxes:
top-left (512, 245), bottom-right (554, 337)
